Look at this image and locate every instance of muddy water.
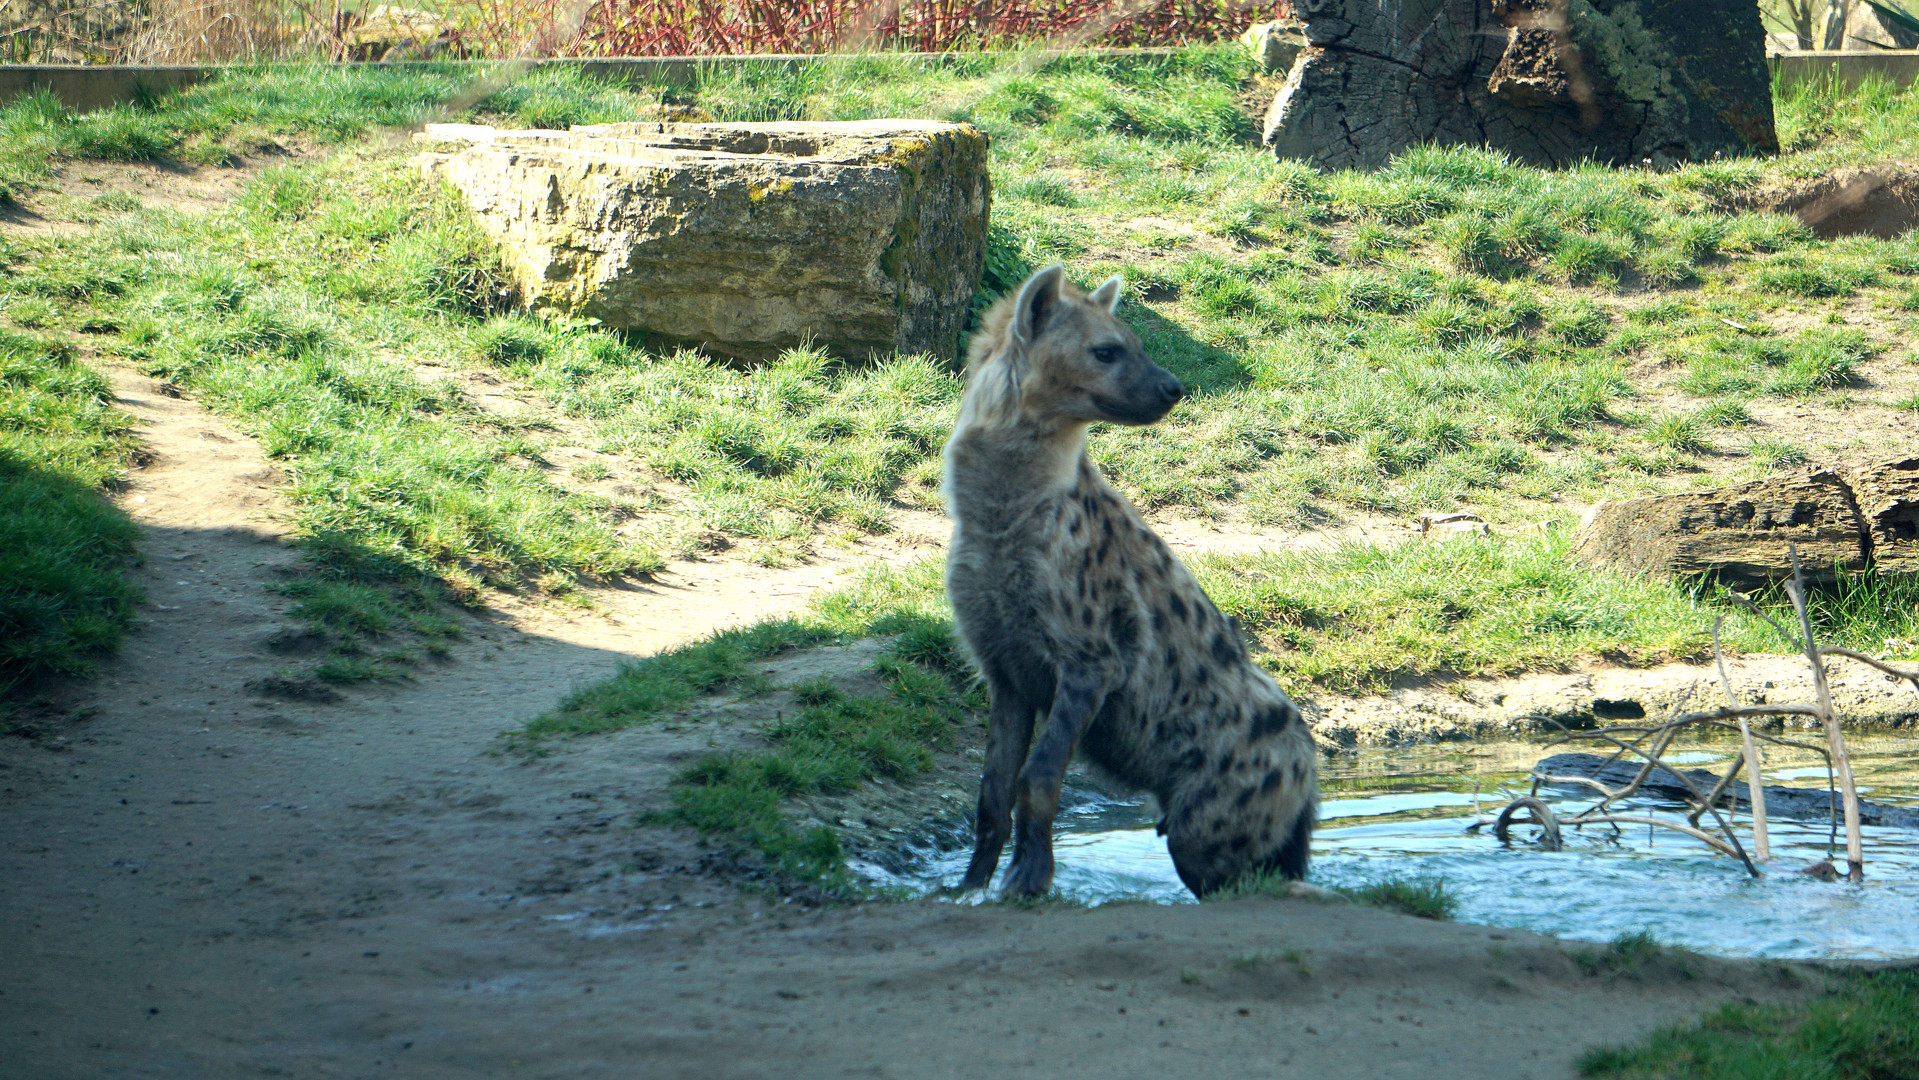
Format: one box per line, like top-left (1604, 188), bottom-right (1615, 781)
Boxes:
top-left (861, 735), bottom-right (1919, 960)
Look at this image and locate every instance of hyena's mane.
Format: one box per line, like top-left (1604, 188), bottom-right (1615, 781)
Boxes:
top-left (955, 271), bottom-right (1094, 431)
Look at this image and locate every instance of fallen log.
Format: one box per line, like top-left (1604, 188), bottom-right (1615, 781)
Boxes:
top-left (1534, 751), bottom-right (1919, 830)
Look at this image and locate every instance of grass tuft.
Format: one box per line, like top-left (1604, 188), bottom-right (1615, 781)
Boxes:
top-left (0, 330), bottom-right (141, 703)
top-left (1578, 967), bottom-right (1919, 1079)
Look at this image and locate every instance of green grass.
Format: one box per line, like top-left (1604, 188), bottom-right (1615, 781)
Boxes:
top-left (1574, 930), bottom-right (1670, 979)
top-left (0, 65), bottom-right (676, 203)
top-left (5, 56), bottom-right (1919, 709)
top-left (1189, 533), bottom-right (1783, 693)
top-left (9, 57), bottom-right (1919, 552)
top-left (1212, 867), bottom-right (1459, 919)
top-left (649, 653), bottom-right (975, 895)
top-left (1579, 966), bottom-right (1919, 1079)
top-left (515, 559), bottom-right (954, 745)
top-left (1341, 875), bottom-right (1459, 920)
top-left (517, 618), bottom-right (843, 744)
top-left (470, 324), bottom-right (960, 538)
top-left (0, 328), bottom-right (141, 703)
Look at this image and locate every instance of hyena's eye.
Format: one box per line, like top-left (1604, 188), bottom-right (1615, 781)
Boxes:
top-left (1091, 345), bottom-right (1122, 364)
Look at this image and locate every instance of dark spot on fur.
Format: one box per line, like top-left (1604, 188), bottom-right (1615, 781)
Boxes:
top-left (1097, 538), bottom-right (1111, 564)
top-left (1082, 495), bottom-right (1098, 516)
top-left (1193, 665), bottom-right (1210, 686)
top-left (1210, 631), bottom-right (1241, 666)
top-left (1235, 787), bottom-right (1255, 808)
top-left (1230, 834), bottom-right (1250, 853)
top-left (1250, 705), bottom-right (1293, 739)
top-left (1260, 769), bottom-right (1284, 794)
top-left (1169, 594), bottom-right (1188, 622)
top-left (1069, 514), bottom-right (1082, 536)
top-left (1081, 607), bottom-right (1094, 627)
top-left (1110, 603), bottom-right (1139, 655)
top-left (1291, 760), bottom-right (1307, 783)
top-left (1152, 608), bottom-right (1168, 632)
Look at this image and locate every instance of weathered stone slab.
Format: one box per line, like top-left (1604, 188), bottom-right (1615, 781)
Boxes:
top-left (1263, 0), bottom-right (1779, 170)
top-left (1843, 456), bottom-right (1919, 575)
top-left (419, 120), bottom-right (990, 362)
top-left (1571, 470), bottom-right (1867, 588)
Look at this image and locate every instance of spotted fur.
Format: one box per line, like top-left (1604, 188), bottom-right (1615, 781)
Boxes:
top-left (943, 264), bottom-right (1318, 898)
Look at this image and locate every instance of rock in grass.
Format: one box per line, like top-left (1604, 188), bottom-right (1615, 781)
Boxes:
top-left (419, 120), bottom-right (990, 363)
top-left (1240, 19), bottom-right (1306, 74)
top-left (1264, 0), bottom-right (1779, 170)
top-left (1571, 469), bottom-right (1867, 588)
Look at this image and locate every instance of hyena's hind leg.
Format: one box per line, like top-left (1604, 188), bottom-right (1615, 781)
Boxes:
top-left (958, 659), bottom-right (1052, 891)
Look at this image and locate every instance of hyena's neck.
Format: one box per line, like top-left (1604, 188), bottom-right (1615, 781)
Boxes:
top-left (944, 419), bottom-right (1087, 534)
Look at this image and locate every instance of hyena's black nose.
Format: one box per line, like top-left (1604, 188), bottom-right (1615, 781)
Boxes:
top-left (1159, 375), bottom-right (1185, 404)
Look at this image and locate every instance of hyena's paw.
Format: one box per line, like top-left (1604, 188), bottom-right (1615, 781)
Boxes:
top-left (998, 851), bottom-right (1054, 898)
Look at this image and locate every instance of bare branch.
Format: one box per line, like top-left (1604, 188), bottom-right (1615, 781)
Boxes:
top-left (1820, 647), bottom-right (1919, 690)
top-left (1493, 797), bottom-right (1562, 850)
top-left (1787, 543), bottom-right (1864, 883)
top-left (1716, 613), bottom-right (1770, 861)
top-left (1563, 814), bottom-right (1749, 859)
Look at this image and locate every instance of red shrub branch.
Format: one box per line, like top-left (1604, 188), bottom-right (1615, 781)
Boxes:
top-left (562, 0), bottom-right (1290, 57)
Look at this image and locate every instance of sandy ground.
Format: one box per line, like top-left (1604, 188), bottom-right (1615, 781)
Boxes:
top-left (2, 150), bottom-right (1897, 1079)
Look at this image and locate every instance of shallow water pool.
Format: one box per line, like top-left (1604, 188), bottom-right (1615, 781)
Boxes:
top-left (857, 735), bottom-right (1919, 960)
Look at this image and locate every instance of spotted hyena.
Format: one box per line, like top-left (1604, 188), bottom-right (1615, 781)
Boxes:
top-left (942, 263), bottom-right (1318, 899)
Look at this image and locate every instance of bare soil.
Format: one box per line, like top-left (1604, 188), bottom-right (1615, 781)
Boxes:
top-left (0, 151), bottom-right (1885, 1079)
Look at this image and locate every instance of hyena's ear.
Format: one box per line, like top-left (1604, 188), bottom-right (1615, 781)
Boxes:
top-left (1089, 274), bottom-right (1124, 313)
top-left (1012, 263), bottom-right (1067, 346)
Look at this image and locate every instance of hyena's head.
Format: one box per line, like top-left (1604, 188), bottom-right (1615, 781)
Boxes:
top-left (960, 264), bottom-right (1185, 430)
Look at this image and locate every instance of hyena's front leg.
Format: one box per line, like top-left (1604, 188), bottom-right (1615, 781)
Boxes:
top-left (1001, 666), bottom-right (1107, 898)
top-left (959, 671), bottom-right (1042, 891)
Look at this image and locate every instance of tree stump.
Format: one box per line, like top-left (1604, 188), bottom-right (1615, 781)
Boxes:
top-left (1570, 469), bottom-right (1867, 589)
top-left (1263, 0), bottom-right (1780, 171)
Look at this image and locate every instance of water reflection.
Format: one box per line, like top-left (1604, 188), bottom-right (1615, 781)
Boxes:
top-left (860, 735), bottom-right (1919, 960)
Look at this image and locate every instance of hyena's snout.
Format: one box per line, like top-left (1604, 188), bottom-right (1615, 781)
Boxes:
top-left (1150, 370), bottom-right (1184, 406)
top-left (1104, 364), bottom-right (1184, 425)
